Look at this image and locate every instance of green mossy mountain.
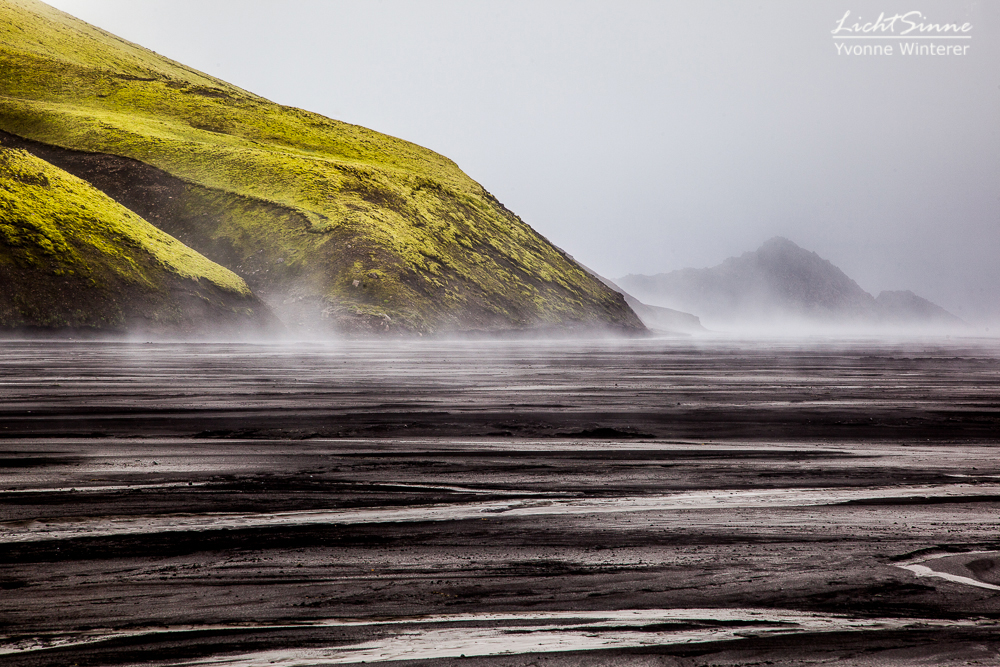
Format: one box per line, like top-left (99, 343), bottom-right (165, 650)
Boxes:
top-left (0, 0), bottom-right (643, 335)
top-left (0, 145), bottom-right (274, 333)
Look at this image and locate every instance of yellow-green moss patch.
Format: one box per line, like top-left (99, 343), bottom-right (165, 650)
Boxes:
top-left (0, 0), bottom-right (642, 334)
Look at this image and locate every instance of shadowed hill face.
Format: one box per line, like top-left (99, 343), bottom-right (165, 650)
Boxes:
top-left (0, 0), bottom-right (643, 335)
top-left (0, 146), bottom-right (275, 334)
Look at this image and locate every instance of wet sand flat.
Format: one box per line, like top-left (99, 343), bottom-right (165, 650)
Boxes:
top-left (1, 338), bottom-right (999, 666)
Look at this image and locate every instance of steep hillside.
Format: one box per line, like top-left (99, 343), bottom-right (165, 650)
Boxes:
top-left (0, 0), bottom-right (643, 335)
top-left (0, 145), bottom-right (274, 334)
top-left (619, 237), bottom-right (963, 331)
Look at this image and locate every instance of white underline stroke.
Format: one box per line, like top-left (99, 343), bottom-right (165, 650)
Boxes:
top-left (832, 35), bottom-right (971, 39)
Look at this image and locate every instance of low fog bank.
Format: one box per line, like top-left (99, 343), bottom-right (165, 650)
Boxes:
top-left (630, 305), bottom-right (990, 340)
top-left (672, 320), bottom-right (990, 341)
top-left (0, 292), bottom-right (654, 345)
top-left (633, 301), bottom-right (988, 340)
top-left (3, 314), bottom-right (989, 346)
top-left (4, 323), bottom-right (995, 353)
top-left (0, 320), bottom-right (653, 346)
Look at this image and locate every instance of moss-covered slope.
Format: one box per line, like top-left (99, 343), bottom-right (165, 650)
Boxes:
top-left (0, 145), bottom-right (274, 333)
top-left (0, 0), bottom-right (642, 334)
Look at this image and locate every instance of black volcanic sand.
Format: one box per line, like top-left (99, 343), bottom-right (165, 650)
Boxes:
top-left (1, 338), bottom-right (1000, 666)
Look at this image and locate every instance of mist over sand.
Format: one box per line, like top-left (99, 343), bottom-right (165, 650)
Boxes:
top-left (4, 336), bottom-right (1000, 666)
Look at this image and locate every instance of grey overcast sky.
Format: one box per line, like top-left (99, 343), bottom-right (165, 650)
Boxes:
top-left (44, 0), bottom-right (1000, 323)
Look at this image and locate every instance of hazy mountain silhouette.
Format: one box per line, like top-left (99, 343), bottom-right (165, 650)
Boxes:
top-left (618, 237), bottom-right (965, 331)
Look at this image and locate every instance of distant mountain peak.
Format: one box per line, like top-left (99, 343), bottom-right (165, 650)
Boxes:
top-left (751, 236), bottom-right (830, 266)
top-left (759, 236), bottom-right (802, 251)
top-left (617, 238), bottom-right (965, 332)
